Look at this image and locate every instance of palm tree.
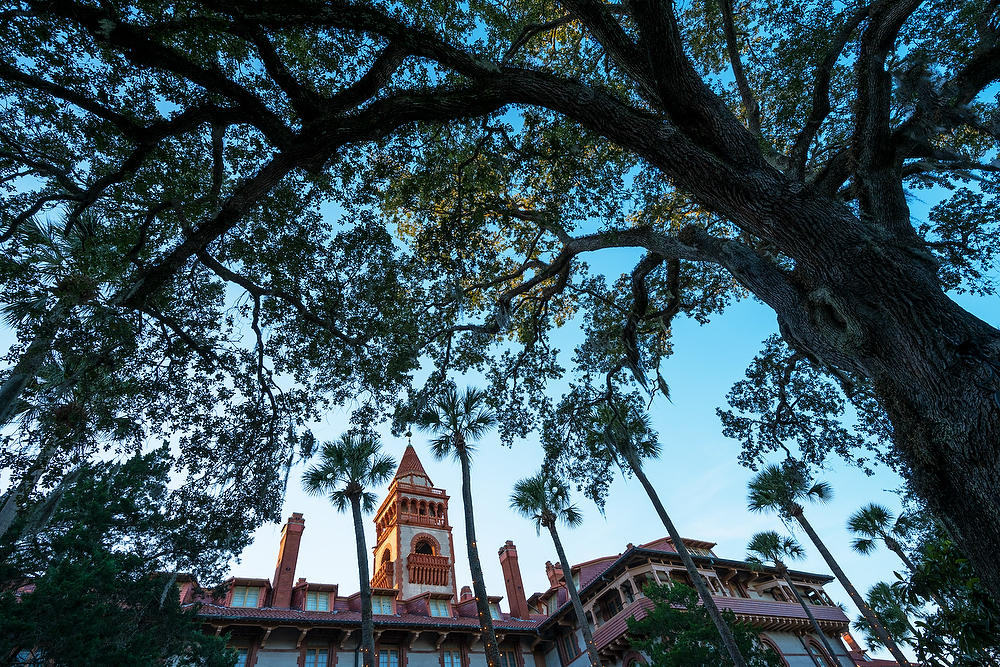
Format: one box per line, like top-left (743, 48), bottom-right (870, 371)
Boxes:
top-left (853, 582), bottom-right (921, 656)
top-left (510, 472), bottom-right (600, 667)
top-left (419, 386), bottom-right (502, 667)
top-left (747, 463), bottom-right (911, 666)
top-left (303, 432), bottom-right (396, 667)
top-left (0, 216), bottom-right (102, 427)
top-left (847, 503), bottom-right (916, 570)
top-left (746, 530), bottom-right (841, 662)
top-left (599, 403), bottom-right (748, 667)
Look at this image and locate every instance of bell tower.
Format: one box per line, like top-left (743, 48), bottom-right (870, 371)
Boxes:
top-left (371, 445), bottom-right (458, 601)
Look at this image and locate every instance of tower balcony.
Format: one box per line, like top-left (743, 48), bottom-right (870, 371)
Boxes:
top-left (407, 553), bottom-right (450, 586)
top-left (371, 560), bottom-right (394, 589)
top-left (400, 511), bottom-right (448, 529)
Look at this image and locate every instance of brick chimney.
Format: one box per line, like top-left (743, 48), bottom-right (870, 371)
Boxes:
top-left (545, 560), bottom-right (564, 587)
top-left (271, 512), bottom-right (305, 608)
top-left (498, 540), bottom-right (529, 619)
top-left (460, 585), bottom-right (473, 602)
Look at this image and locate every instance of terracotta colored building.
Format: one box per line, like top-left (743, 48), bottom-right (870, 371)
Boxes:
top-left (186, 446), bottom-right (889, 667)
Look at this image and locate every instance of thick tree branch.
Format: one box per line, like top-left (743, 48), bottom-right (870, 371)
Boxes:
top-left (787, 4), bottom-right (870, 179)
top-left (719, 0), bottom-right (762, 136)
top-left (851, 0), bottom-right (923, 236)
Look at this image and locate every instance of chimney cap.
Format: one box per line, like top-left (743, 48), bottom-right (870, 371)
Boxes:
top-left (287, 512), bottom-right (305, 525)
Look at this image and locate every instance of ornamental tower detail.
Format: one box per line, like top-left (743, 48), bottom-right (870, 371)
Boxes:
top-left (371, 445), bottom-right (458, 601)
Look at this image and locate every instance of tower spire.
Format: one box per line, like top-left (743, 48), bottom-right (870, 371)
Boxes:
top-left (394, 444), bottom-right (432, 485)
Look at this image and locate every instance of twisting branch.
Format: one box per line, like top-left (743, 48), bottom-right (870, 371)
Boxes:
top-left (719, 0), bottom-right (761, 136)
top-left (787, 3), bottom-right (870, 180)
top-left (196, 250), bottom-right (364, 347)
top-left (851, 0), bottom-right (923, 236)
top-left (504, 15), bottom-right (576, 62)
top-left (327, 41), bottom-right (409, 113)
top-left (244, 28), bottom-right (320, 121)
top-left (138, 305), bottom-right (219, 366)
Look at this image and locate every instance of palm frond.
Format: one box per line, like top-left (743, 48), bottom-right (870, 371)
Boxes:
top-left (807, 480), bottom-right (833, 503)
top-left (847, 503), bottom-right (893, 538)
top-left (360, 490), bottom-right (379, 514)
top-left (851, 537), bottom-right (878, 555)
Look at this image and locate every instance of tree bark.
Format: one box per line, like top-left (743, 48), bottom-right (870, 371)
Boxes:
top-left (352, 495), bottom-right (376, 667)
top-left (883, 537), bottom-right (916, 573)
top-left (0, 302), bottom-right (65, 427)
top-left (778, 565), bottom-right (840, 663)
top-left (793, 509), bottom-right (910, 666)
top-left (617, 444), bottom-right (747, 667)
top-left (547, 521), bottom-right (600, 667)
top-left (0, 437), bottom-right (60, 540)
top-left (458, 446), bottom-right (502, 667)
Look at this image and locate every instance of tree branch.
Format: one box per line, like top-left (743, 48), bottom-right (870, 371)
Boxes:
top-left (787, 3), bottom-right (870, 180)
top-left (719, 0), bottom-right (762, 136)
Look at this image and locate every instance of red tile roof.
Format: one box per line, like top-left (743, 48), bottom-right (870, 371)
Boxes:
top-left (194, 603), bottom-right (541, 630)
top-left (395, 445), bottom-right (432, 482)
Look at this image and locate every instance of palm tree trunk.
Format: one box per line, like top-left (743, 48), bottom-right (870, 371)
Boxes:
top-left (0, 303), bottom-right (65, 427)
top-left (793, 510), bottom-right (910, 666)
top-left (547, 521), bottom-right (600, 667)
top-left (617, 445), bottom-right (747, 667)
top-left (352, 495), bottom-right (376, 667)
top-left (884, 537), bottom-right (917, 572)
top-left (779, 566), bottom-right (840, 663)
top-left (458, 447), bottom-right (502, 667)
top-left (0, 437), bottom-right (60, 539)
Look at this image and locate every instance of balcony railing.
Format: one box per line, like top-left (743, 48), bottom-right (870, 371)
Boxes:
top-left (371, 560), bottom-right (394, 589)
top-left (400, 512), bottom-right (447, 528)
top-left (407, 553), bottom-right (450, 586)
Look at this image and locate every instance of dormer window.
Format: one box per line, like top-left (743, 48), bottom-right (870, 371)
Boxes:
top-left (429, 598), bottom-right (450, 617)
top-left (306, 591), bottom-right (329, 611)
top-left (489, 602), bottom-right (502, 620)
top-left (231, 586), bottom-right (260, 607)
top-left (373, 595), bottom-right (394, 614)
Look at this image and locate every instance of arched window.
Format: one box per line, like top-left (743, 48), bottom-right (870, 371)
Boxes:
top-left (429, 504), bottom-right (436, 517)
top-left (414, 540), bottom-right (434, 555)
top-left (419, 501), bottom-right (427, 515)
top-left (401, 499), bottom-right (409, 513)
top-left (758, 636), bottom-right (788, 667)
top-left (381, 549), bottom-right (392, 566)
top-left (806, 639), bottom-right (836, 667)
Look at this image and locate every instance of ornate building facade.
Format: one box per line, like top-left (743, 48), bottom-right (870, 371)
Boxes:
top-left (187, 446), bottom-right (893, 667)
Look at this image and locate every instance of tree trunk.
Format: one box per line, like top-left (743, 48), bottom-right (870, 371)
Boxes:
top-left (547, 521), bottom-right (600, 667)
top-left (883, 537), bottom-right (916, 573)
top-left (793, 510), bottom-right (910, 666)
top-left (0, 437), bottom-right (60, 540)
top-left (779, 565), bottom-right (840, 663)
top-left (458, 447), bottom-right (502, 667)
top-left (352, 495), bottom-right (376, 667)
top-left (617, 445), bottom-right (747, 667)
top-left (0, 302), bottom-right (65, 427)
